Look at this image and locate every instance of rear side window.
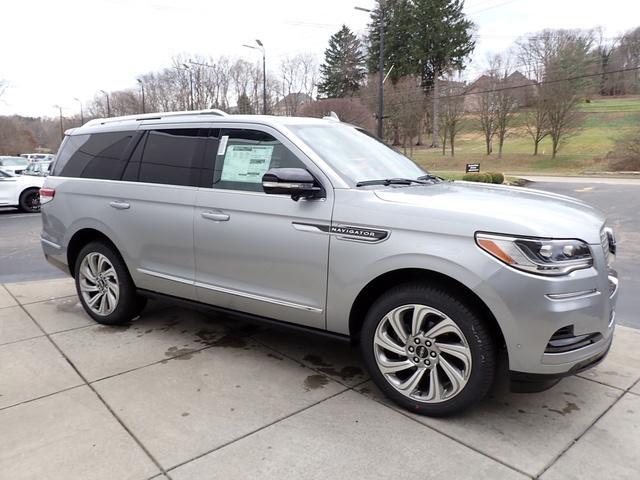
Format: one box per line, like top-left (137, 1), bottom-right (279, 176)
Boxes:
top-left (52, 131), bottom-right (135, 179)
top-left (138, 129), bottom-right (201, 186)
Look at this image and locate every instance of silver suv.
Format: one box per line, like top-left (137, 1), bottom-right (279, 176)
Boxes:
top-left (40, 110), bottom-right (618, 416)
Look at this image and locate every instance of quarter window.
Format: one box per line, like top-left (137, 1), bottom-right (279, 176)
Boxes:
top-left (211, 129), bottom-right (306, 192)
top-left (52, 131), bottom-right (135, 179)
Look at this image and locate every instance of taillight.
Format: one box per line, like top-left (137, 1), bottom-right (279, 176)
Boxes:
top-left (39, 188), bottom-right (55, 204)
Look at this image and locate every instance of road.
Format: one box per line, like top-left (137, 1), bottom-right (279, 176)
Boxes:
top-left (1, 179), bottom-right (638, 327)
top-left (0, 207), bottom-right (63, 283)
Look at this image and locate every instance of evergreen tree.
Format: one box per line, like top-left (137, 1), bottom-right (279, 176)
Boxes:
top-left (367, 0), bottom-right (475, 88)
top-left (237, 91), bottom-right (253, 114)
top-left (318, 25), bottom-right (367, 98)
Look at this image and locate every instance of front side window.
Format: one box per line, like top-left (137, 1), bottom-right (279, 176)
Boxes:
top-left (138, 129), bottom-right (201, 186)
top-left (289, 123), bottom-right (426, 185)
top-left (211, 129), bottom-right (305, 192)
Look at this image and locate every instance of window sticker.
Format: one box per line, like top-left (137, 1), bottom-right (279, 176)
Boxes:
top-left (220, 144), bottom-right (273, 183)
top-left (217, 135), bottom-right (229, 155)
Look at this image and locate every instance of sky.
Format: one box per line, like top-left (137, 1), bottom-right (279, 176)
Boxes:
top-left (1, 0), bottom-right (639, 118)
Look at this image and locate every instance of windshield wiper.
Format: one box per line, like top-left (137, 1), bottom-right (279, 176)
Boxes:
top-left (356, 178), bottom-right (431, 187)
top-left (418, 174), bottom-right (446, 182)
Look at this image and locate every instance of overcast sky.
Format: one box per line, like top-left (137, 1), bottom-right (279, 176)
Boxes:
top-left (2, 0), bottom-right (639, 117)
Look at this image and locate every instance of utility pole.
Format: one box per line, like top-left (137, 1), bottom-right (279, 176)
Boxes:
top-left (73, 97), bottom-right (84, 125)
top-left (432, 75), bottom-right (440, 148)
top-left (137, 78), bottom-right (145, 113)
top-left (243, 40), bottom-right (267, 114)
top-left (99, 90), bottom-right (111, 117)
top-left (356, 3), bottom-right (384, 138)
top-left (183, 64), bottom-right (194, 110)
top-left (53, 105), bottom-right (64, 140)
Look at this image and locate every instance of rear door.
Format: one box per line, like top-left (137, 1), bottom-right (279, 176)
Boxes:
top-left (112, 124), bottom-right (207, 300)
top-left (193, 125), bottom-right (333, 328)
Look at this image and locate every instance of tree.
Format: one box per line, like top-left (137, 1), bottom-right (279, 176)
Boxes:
top-left (279, 53), bottom-right (318, 115)
top-left (367, 0), bottom-right (475, 148)
top-left (318, 25), bottom-right (366, 98)
top-left (488, 56), bottom-right (519, 158)
top-left (299, 98), bottom-right (375, 131)
top-left (438, 75), bottom-right (466, 156)
top-left (236, 92), bottom-right (253, 114)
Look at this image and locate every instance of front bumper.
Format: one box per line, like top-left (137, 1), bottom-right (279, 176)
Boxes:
top-left (478, 245), bottom-right (618, 378)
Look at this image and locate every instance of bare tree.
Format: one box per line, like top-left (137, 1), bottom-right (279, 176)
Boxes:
top-left (278, 54), bottom-right (318, 116)
top-left (489, 56), bottom-right (519, 158)
top-left (299, 98), bottom-right (375, 131)
top-left (438, 74), bottom-right (466, 156)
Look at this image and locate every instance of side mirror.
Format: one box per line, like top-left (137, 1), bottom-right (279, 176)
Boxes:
top-left (262, 168), bottom-right (323, 201)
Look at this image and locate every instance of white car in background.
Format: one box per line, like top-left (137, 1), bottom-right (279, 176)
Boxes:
top-left (20, 153), bottom-right (55, 163)
top-left (0, 156), bottom-right (30, 175)
top-left (0, 169), bottom-right (45, 212)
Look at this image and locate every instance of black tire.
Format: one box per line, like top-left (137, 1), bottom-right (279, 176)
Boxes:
top-left (74, 241), bottom-right (146, 325)
top-left (360, 282), bottom-right (496, 416)
top-left (18, 188), bottom-right (41, 213)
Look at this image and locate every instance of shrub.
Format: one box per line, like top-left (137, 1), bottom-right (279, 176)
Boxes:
top-left (462, 173), bottom-right (483, 182)
top-left (490, 172), bottom-right (505, 184)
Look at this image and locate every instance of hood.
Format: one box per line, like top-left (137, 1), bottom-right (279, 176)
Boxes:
top-left (373, 181), bottom-right (606, 244)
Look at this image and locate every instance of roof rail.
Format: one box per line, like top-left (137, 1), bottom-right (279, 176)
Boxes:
top-left (84, 109), bottom-right (228, 127)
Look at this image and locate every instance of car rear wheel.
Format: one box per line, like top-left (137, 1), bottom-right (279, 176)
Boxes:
top-left (18, 188), bottom-right (41, 213)
top-left (74, 241), bottom-right (146, 325)
top-left (361, 283), bottom-right (496, 416)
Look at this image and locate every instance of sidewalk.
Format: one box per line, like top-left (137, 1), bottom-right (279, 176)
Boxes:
top-left (515, 175), bottom-right (640, 185)
top-left (1, 277), bottom-right (639, 479)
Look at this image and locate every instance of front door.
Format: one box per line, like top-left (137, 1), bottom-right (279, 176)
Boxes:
top-left (194, 126), bottom-right (333, 328)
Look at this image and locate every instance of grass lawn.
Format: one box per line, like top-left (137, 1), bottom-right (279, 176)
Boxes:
top-left (408, 95), bottom-right (640, 176)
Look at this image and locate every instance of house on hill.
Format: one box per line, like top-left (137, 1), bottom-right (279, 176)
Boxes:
top-left (272, 93), bottom-right (313, 116)
top-left (464, 71), bottom-right (536, 111)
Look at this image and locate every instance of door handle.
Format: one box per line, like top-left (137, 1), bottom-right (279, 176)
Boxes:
top-left (201, 211), bottom-right (230, 222)
top-left (109, 201), bottom-right (130, 210)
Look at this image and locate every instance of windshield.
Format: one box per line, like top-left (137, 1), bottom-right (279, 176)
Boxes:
top-left (289, 123), bottom-right (426, 185)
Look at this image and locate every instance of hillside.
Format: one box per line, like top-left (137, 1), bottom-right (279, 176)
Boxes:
top-left (410, 96), bottom-right (640, 175)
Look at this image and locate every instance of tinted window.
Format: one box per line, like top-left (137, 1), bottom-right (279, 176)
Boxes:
top-left (139, 129), bottom-right (201, 186)
top-left (52, 131), bottom-right (135, 179)
top-left (211, 129), bottom-right (305, 192)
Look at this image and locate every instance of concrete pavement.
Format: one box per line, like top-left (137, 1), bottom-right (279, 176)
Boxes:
top-left (1, 277), bottom-right (639, 479)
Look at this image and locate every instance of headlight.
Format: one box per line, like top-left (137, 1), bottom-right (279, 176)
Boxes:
top-left (475, 233), bottom-right (593, 276)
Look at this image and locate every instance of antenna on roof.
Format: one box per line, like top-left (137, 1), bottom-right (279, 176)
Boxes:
top-left (323, 111), bottom-right (340, 122)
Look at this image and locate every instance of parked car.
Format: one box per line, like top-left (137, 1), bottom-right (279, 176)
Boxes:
top-left (22, 161), bottom-right (52, 177)
top-left (0, 169), bottom-right (45, 212)
top-left (40, 110), bottom-right (618, 416)
top-left (0, 156), bottom-right (29, 175)
top-left (20, 153), bottom-right (55, 163)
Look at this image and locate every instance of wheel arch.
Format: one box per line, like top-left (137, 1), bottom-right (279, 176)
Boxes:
top-left (348, 268), bottom-right (505, 350)
top-left (67, 228), bottom-right (120, 278)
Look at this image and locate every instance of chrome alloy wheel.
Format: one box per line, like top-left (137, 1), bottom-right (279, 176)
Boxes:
top-left (373, 304), bottom-right (472, 403)
top-left (78, 252), bottom-right (120, 316)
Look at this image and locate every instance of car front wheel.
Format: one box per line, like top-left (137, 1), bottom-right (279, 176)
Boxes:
top-left (361, 283), bottom-right (496, 416)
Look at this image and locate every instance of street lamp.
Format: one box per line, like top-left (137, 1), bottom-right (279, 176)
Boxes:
top-left (137, 78), bottom-right (145, 113)
top-left (243, 39), bottom-right (267, 115)
top-left (99, 89), bottom-right (111, 117)
top-left (355, 4), bottom-right (385, 138)
top-left (73, 97), bottom-right (84, 125)
top-left (53, 105), bottom-right (64, 140)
